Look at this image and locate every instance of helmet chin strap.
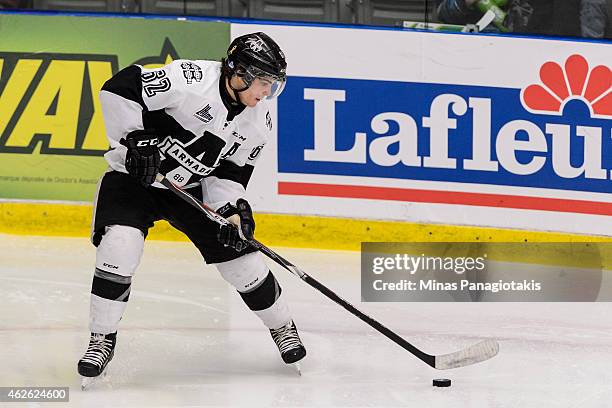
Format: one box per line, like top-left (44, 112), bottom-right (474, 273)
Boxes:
top-left (227, 74), bottom-right (249, 105)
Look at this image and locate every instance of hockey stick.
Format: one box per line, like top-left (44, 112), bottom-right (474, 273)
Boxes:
top-left (156, 174), bottom-right (499, 370)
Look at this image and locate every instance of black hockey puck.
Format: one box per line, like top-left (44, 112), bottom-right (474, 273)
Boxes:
top-left (433, 378), bottom-right (451, 387)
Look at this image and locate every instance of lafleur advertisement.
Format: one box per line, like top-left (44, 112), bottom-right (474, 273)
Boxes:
top-left (278, 53), bottom-right (612, 216)
top-left (0, 14), bottom-right (228, 201)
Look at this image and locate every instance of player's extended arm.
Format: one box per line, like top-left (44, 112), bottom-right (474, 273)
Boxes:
top-left (202, 143), bottom-right (266, 249)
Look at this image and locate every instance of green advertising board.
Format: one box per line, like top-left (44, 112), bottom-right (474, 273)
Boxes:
top-left (0, 13), bottom-right (229, 201)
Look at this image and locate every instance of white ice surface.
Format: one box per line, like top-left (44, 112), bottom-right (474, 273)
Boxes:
top-left (1, 233), bottom-right (611, 407)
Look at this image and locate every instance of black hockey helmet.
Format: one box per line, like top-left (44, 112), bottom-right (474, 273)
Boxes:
top-left (223, 32), bottom-right (287, 98)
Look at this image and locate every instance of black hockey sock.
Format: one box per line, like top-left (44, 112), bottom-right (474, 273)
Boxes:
top-left (92, 268), bottom-right (132, 302)
top-left (238, 271), bottom-right (281, 311)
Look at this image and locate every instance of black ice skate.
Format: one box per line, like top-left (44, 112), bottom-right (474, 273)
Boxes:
top-left (270, 320), bottom-right (306, 374)
top-left (77, 332), bottom-right (116, 390)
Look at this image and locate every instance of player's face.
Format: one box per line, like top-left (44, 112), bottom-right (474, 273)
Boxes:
top-left (239, 77), bottom-right (274, 107)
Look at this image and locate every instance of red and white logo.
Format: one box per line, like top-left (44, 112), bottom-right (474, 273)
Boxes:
top-left (521, 54), bottom-right (611, 119)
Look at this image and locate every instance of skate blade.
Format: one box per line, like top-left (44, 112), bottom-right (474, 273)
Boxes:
top-left (81, 368), bottom-right (108, 390)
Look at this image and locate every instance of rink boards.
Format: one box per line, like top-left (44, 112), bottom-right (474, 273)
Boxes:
top-left (0, 12), bottom-right (610, 241)
top-left (232, 24), bottom-right (612, 236)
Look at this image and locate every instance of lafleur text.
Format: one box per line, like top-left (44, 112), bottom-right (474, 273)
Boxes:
top-left (304, 89), bottom-right (610, 180)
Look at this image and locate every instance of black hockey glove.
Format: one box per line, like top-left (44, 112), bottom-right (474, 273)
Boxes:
top-left (217, 199), bottom-right (255, 251)
top-left (119, 129), bottom-right (161, 186)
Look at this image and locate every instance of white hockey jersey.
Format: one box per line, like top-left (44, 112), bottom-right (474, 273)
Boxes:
top-left (99, 59), bottom-right (272, 210)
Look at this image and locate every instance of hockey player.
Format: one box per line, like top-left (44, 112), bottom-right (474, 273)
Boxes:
top-left (77, 32), bottom-right (306, 386)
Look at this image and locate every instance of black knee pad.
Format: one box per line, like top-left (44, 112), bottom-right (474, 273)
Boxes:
top-left (239, 271), bottom-right (282, 311)
top-left (92, 268), bottom-right (132, 302)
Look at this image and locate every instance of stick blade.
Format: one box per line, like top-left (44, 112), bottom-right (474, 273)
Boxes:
top-left (434, 339), bottom-right (499, 370)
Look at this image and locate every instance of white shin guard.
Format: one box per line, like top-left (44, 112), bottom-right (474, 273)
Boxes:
top-left (215, 251), bottom-right (269, 292)
top-left (90, 225), bottom-right (144, 334)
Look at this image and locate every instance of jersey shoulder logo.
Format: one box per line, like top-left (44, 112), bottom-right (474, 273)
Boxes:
top-left (181, 61), bottom-right (203, 84)
top-left (194, 104), bottom-right (214, 123)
